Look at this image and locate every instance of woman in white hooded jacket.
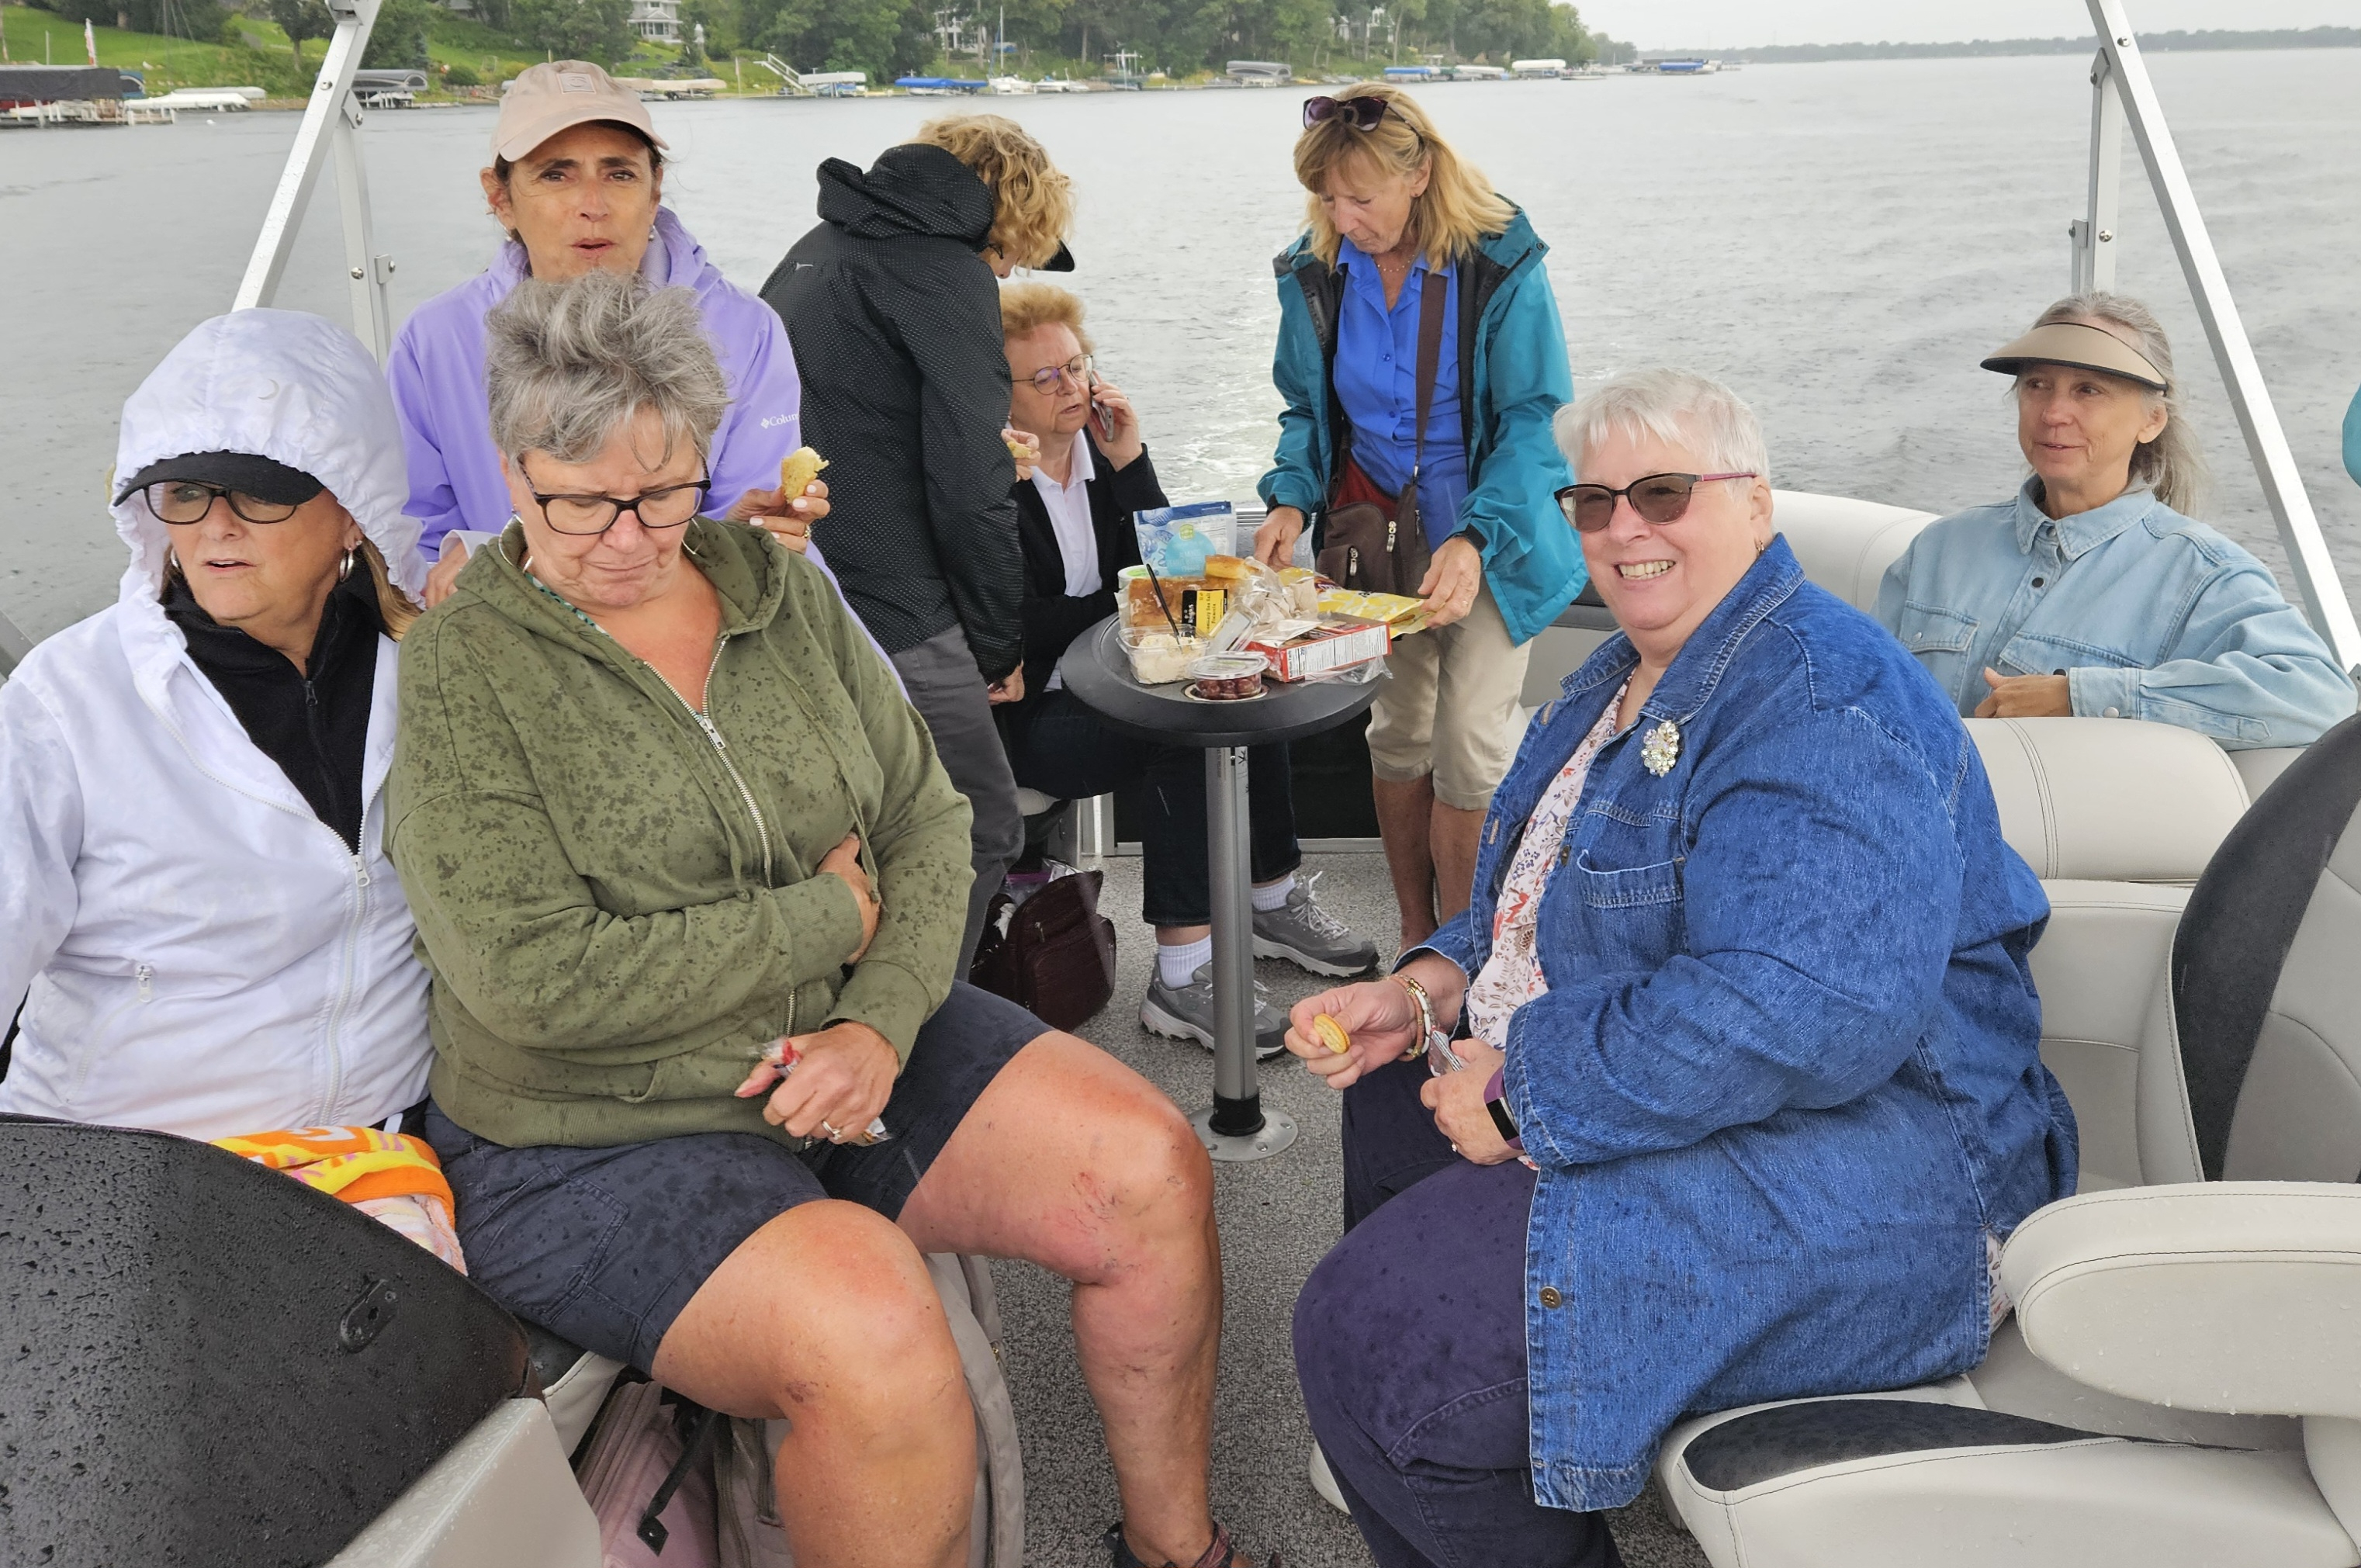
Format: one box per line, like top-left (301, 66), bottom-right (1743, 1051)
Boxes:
top-left (0, 310), bottom-right (454, 1262)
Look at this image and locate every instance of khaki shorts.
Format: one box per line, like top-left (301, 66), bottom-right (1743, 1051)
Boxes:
top-left (1365, 580), bottom-right (1532, 812)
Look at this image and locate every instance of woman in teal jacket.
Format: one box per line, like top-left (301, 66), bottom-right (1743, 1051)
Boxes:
top-left (1255, 83), bottom-right (1583, 950)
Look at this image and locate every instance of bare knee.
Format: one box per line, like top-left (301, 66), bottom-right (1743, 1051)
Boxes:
top-left (659, 1199), bottom-right (966, 1427)
top-left (1065, 1067), bottom-right (1214, 1274)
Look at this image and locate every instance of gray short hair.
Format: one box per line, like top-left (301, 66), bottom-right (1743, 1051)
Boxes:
top-left (2028, 292), bottom-right (2207, 514)
top-left (1555, 369), bottom-right (1770, 486)
top-left (483, 271), bottom-right (729, 471)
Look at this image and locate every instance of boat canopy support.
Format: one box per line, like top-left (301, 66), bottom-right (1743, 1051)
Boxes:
top-left (232, 0), bottom-right (394, 362)
top-left (2075, 0), bottom-right (2360, 672)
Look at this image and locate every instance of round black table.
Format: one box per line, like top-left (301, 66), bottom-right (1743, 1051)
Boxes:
top-left (1058, 616), bottom-right (1387, 1161)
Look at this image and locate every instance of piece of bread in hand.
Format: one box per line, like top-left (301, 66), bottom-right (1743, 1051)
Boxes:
top-left (779, 446), bottom-right (829, 497)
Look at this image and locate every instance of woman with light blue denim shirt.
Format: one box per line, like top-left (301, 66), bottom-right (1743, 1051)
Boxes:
top-left (1877, 293), bottom-right (2353, 748)
top-left (1281, 370), bottom-right (2073, 1568)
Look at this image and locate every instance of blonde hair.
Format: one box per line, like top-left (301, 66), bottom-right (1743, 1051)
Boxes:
top-left (999, 282), bottom-right (1094, 354)
top-left (2027, 292), bottom-right (2208, 514)
top-left (362, 538), bottom-right (423, 640)
top-left (912, 113), bottom-right (1074, 269)
top-left (1293, 83), bottom-right (1515, 268)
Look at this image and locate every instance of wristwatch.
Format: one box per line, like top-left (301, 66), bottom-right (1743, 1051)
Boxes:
top-left (1483, 1066), bottom-right (1523, 1151)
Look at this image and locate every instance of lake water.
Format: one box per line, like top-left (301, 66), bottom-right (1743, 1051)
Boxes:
top-left (5, 49), bottom-right (2359, 643)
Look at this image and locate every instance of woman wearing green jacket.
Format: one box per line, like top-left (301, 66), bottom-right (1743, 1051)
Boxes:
top-left (387, 273), bottom-right (1265, 1568)
top-left (1254, 83), bottom-right (1583, 950)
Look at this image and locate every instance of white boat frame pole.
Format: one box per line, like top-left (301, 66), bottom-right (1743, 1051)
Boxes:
top-left (232, 0), bottom-right (395, 362)
top-left (2076, 0), bottom-right (2360, 671)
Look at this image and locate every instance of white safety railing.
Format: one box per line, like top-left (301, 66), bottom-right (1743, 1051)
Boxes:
top-left (232, 0), bottom-right (395, 362)
top-left (2072, 0), bottom-right (2360, 673)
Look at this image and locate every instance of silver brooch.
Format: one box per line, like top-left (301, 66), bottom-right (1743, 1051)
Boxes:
top-left (1640, 719), bottom-right (1681, 777)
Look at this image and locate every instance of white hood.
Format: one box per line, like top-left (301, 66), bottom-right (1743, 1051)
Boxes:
top-left (0, 307), bottom-right (434, 1141)
top-left (111, 309), bottom-right (426, 605)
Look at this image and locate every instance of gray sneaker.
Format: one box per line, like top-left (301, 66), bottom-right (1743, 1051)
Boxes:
top-left (1252, 873), bottom-right (1380, 978)
top-left (1140, 963), bottom-right (1290, 1059)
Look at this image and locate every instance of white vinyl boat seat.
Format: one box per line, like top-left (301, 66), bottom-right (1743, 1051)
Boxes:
top-left (1654, 715), bottom-right (2361, 1568)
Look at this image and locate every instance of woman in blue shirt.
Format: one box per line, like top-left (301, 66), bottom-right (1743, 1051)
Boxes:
top-left (1877, 294), bottom-right (2353, 747)
top-left (1283, 369), bottom-right (2072, 1568)
top-left (1255, 83), bottom-right (1584, 952)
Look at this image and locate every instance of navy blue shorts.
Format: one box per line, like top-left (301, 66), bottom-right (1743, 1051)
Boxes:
top-left (424, 982), bottom-right (1045, 1372)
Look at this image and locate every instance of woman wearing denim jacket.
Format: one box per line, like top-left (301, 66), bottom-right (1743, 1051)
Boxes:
top-left (1283, 371), bottom-right (2076, 1568)
top-left (1876, 293), bottom-right (2353, 747)
top-left (1251, 83), bottom-right (1584, 951)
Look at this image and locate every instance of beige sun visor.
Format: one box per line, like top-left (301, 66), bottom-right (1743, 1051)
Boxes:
top-left (1980, 320), bottom-right (2169, 391)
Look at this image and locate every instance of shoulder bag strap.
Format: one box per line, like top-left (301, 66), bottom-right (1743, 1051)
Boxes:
top-left (1409, 268), bottom-right (1448, 487)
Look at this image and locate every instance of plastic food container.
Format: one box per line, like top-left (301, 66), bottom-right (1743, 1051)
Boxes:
top-left (1186, 651), bottom-right (1269, 701)
top-left (1120, 628), bottom-right (1204, 685)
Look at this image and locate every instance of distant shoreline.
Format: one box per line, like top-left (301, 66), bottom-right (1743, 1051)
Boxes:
top-left (1656, 28), bottom-right (2359, 64)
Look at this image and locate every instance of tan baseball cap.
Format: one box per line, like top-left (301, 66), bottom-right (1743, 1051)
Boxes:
top-left (1981, 319), bottom-right (2169, 392)
top-left (493, 61), bottom-right (667, 164)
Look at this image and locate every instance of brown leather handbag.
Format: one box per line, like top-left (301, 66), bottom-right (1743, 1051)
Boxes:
top-left (969, 868), bottom-right (1117, 1030)
top-left (1317, 269), bottom-right (1447, 597)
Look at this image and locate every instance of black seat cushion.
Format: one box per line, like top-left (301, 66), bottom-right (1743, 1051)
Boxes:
top-left (1682, 1399), bottom-right (2121, 1492)
top-left (0, 1116), bottom-right (528, 1568)
top-left (2173, 715), bottom-right (2361, 1179)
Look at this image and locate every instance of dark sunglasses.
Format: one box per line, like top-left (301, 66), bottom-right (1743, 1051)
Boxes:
top-left (1303, 95), bottom-right (1391, 132)
top-left (1555, 472), bottom-right (1758, 533)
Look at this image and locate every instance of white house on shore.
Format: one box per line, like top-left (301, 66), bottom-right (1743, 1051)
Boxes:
top-left (628, 0), bottom-right (680, 43)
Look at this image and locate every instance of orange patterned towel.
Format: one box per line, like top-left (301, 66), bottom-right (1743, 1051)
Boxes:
top-left (212, 1126), bottom-right (466, 1272)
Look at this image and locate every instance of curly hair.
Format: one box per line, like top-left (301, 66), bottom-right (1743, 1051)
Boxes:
top-left (998, 281), bottom-right (1094, 355)
top-left (912, 112), bottom-right (1075, 269)
top-left (1293, 82), bottom-right (1515, 268)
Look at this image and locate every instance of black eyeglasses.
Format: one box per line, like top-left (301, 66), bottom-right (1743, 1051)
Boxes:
top-left (145, 480), bottom-right (304, 526)
top-left (1023, 354), bottom-right (1094, 393)
top-left (521, 459), bottom-right (711, 536)
top-left (1554, 472), bottom-right (1758, 533)
top-left (1303, 95), bottom-right (1392, 132)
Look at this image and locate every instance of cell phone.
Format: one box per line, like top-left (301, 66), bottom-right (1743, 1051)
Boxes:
top-left (1089, 373), bottom-right (1114, 441)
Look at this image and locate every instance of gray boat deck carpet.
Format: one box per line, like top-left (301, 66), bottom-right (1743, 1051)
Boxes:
top-left (990, 852), bottom-right (1710, 1568)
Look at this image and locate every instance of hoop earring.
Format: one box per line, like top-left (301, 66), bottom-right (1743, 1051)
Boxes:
top-left (166, 548), bottom-right (181, 575)
top-left (339, 547), bottom-right (357, 582)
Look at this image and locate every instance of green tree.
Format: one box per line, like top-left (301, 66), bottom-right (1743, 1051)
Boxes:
top-left (511, 0), bottom-right (633, 63)
top-left (362, 0), bottom-right (434, 67)
top-left (268, 0), bottom-right (334, 69)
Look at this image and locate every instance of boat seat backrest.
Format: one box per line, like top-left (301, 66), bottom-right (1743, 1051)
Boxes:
top-left (2169, 715), bottom-right (2361, 1184)
top-left (1968, 717), bottom-right (2250, 884)
top-left (1770, 490), bottom-right (1937, 611)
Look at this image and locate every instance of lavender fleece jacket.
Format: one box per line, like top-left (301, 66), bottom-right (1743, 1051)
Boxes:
top-left (387, 208), bottom-right (806, 559)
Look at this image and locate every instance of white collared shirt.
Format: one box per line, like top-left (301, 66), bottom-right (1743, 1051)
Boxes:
top-left (1032, 436), bottom-right (1100, 597)
top-left (1032, 440), bottom-right (1098, 691)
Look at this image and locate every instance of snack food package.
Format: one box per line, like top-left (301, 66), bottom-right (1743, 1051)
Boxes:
top-left (1247, 614), bottom-right (1391, 683)
top-left (1119, 627), bottom-right (1205, 684)
top-left (1134, 502), bottom-right (1237, 577)
top-left (1186, 652), bottom-right (1269, 701)
top-left (1121, 569), bottom-right (1229, 638)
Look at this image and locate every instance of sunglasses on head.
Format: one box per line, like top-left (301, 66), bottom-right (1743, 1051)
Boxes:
top-left (1303, 95), bottom-right (1392, 132)
top-left (1554, 472), bottom-right (1758, 533)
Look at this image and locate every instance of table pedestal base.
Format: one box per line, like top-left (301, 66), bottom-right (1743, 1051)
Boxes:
top-left (1192, 743), bottom-right (1300, 1162)
top-left (1192, 1105), bottom-right (1299, 1163)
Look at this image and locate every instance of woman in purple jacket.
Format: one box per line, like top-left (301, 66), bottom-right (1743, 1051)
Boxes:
top-left (388, 61), bottom-right (827, 604)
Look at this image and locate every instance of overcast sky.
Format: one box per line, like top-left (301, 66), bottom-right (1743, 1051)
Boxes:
top-left (1579, 0), bottom-right (2360, 49)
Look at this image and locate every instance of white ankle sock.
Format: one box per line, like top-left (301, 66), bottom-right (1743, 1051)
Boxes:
top-left (1158, 936), bottom-right (1213, 988)
top-left (1250, 873), bottom-right (1297, 913)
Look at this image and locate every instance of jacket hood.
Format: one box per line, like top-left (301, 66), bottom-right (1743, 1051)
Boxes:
top-left (816, 144), bottom-right (995, 247)
top-left (111, 310), bottom-right (424, 607)
top-left (474, 515), bottom-right (789, 656)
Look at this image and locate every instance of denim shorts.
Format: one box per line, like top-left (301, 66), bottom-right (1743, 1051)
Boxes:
top-left (423, 982), bottom-right (1045, 1372)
